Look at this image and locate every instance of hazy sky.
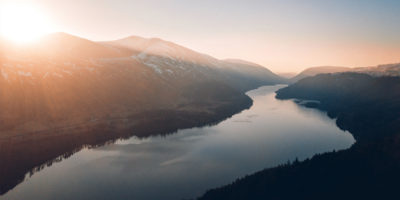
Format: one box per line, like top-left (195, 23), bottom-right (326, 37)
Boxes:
top-left (2, 0), bottom-right (400, 72)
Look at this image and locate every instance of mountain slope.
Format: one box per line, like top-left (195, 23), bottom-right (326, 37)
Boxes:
top-left (353, 63), bottom-right (400, 77)
top-left (290, 63), bottom-right (400, 83)
top-left (2, 33), bottom-right (285, 135)
top-left (103, 36), bottom-right (286, 92)
top-left (290, 66), bottom-right (351, 82)
top-left (221, 59), bottom-right (286, 91)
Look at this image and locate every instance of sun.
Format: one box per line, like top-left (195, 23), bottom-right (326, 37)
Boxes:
top-left (0, 3), bottom-right (53, 44)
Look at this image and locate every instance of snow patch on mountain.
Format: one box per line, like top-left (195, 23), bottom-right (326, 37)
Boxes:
top-left (143, 62), bottom-right (163, 74)
top-left (62, 69), bottom-right (73, 75)
top-left (43, 72), bottom-right (49, 79)
top-left (85, 67), bottom-right (95, 72)
top-left (53, 72), bottom-right (63, 78)
top-left (1, 69), bottom-right (9, 81)
top-left (18, 71), bottom-right (32, 77)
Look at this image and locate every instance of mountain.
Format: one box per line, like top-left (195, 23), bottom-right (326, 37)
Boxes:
top-left (0, 33), bottom-right (285, 136)
top-left (103, 36), bottom-right (286, 92)
top-left (221, 59), bottom-right (286, 91)
top-left (3, 32), bottom-right (131, 60)
top-left (290, 66), bottom-right (351, 82)
top-left (290, 63), bottom-right (400, 83)
top-left (353, 63), bottom-right (400, 77)
top-left (199, 73), bottom-right (400, 200)
top-left (0, 33), bottom-right (285, 194)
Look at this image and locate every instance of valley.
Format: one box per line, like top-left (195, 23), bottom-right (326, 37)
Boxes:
top-left (1, 1), bottom-right (400, 199)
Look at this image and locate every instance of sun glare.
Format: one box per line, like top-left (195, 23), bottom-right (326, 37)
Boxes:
top-left (0, 4), bottom-right (52, 44)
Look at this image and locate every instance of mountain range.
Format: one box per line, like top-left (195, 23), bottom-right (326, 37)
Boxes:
top-left (0, 32), bottom-right (286, 194)
top-left (290, 66), bottom-right (351, 82)
top-left (0, 32), bottom-right (286, 137)
top-left (290, 63), bottom-right (400, 83)
top-left (2, 32), bottom-right (398, 196)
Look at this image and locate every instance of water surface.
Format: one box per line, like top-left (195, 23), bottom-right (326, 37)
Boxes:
top-left (1, 85), bottom-right (355, 200)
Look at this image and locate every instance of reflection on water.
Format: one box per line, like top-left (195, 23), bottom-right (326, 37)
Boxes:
top-left (1, 85), bottom-right (355, 200)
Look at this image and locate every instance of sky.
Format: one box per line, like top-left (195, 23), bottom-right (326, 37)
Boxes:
top-left (1, 0), bottom-right (400, 73)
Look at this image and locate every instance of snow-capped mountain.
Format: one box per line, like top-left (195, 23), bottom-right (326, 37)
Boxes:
top-left (103, 35), bottom-right (285, 90)
top-left (0, 32), bottom-right (286, 137)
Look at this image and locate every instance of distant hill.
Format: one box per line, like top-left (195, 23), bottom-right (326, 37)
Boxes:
top-left (221, 59), bottom-right (287, 91)
top-left (290, 66), bottom-right (351, 82)
top-left (353, 63), bottom-right (400, 77)
top-left (277, 72), bottom-right (297, 79)
top-left (290, 63), bottom-right (400, 83)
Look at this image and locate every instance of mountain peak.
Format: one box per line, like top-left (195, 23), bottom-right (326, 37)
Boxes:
top-left (41, 32), bottom-right (90, 43)
top-left (26, 32), bottom-right (129, 59)
top-left (224, 59), bottom-right (264, 67)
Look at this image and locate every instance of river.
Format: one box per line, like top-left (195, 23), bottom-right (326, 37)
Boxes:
top-left (1, 85), bottom-right (355, 200)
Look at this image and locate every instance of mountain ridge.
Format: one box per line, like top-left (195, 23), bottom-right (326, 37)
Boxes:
top-left (0, 32), bottom-right (285, 195)
top-left (290, 63), bottom-right (400, 83)
top-left (290, 66), bottom-right (351, 82)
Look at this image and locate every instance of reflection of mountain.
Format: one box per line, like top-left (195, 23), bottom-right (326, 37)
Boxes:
top-left (0, 33), bottom-right (285, 195)
top-left (199, 73), bottom-right (400, 200)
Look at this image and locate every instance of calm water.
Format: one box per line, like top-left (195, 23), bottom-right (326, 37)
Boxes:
top-left (1, 85), bottom-right (355, 200)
